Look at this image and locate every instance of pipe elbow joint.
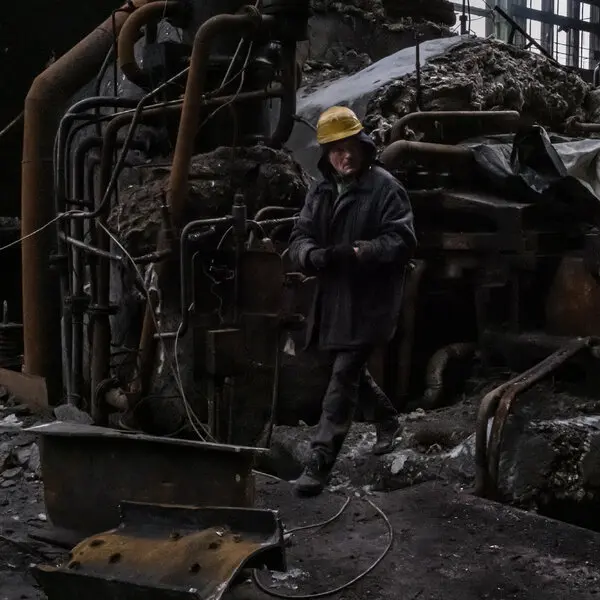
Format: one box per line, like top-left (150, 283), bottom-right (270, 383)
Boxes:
top-left (118, 0), bottom-right (191, 90)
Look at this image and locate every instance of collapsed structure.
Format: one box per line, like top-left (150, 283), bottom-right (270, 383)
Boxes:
top-left (6, 0), bottom-right (600, 597)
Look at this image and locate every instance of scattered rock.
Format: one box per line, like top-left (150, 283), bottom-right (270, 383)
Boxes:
top-left (0, 414), bottom-right (23, 428)
top-left (14, 446), bottom-right (32, 467)
top-left (406, 408), bottom-right (426, 421)
top-left (54, 404), bottom-right (93, 425)
top-left (0, 441), bottom-right (11, 471)
top-left (3, 467), bottom-right (22, 479)
top-left (1, 480), bottom-right (16, 488)
top-left (364, 38), bottom-right (590, 145)
top-left (27, 445), bottom-right (40, 478)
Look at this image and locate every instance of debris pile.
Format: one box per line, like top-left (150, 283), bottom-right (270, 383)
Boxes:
top-left (363, 38), bottom-right (591, 144)
top-left (0, 390), bottom-right (42, 493)
top-left (265, 379), bottom-right (600, 531)
top-left (310, 0), bottom-right (457, 27)
top-left (110, 145), bottom-right (309, 256)
top-left (300, 0), bottom-right (454, 90)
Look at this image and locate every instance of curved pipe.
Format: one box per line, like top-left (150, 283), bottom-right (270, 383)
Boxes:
top-left (422, 342), bottom-right (476, 409)
top-left (380, 140), bottom-right (474, 172)
top-left (21, 0), bottom-right (158, 396)
top-left (486, 338), bottom-right (590, 499)
top-left (134, 8), bottom-right (268, 396)
top-left (390, 110), bottom-right (521, 142)
top-left (167, 8), bottom-right (266, 230)
top-left (269, 43), bottom-right (297, 148)
top-left (570, 121), bottom-right (600, 134)
top-left (118, 1), bottom-right (187, 90)
top-left (595, 62), bottom-right (600, 88)
top-left (473, 352), bottom-right (572, 496)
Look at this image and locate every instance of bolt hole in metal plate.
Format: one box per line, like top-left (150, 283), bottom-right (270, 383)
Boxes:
top-left (33, 502), bottom-right (286, 600)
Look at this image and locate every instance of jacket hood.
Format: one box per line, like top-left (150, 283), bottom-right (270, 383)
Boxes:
top-left (317, 130), bottom-right (378, 181)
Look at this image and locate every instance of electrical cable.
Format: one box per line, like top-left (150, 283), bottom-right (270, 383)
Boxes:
top-left (0, 213), bottom-right (77, 254)
top-left (252, 471), bottom-right (353, 540)
top-left (0, 111), bottom-right (24, 141)
top-left (285, 497), bottom-right (351, 535)
top-left (98, 222), bottom-right (215, 441)
top-left (252, 496), bottom-right (394, 599)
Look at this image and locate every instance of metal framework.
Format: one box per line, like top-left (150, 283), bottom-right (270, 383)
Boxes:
top-left (453, 2), bottom-right (600, 71)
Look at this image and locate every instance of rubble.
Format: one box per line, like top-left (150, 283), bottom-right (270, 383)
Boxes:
top-left (265, 380), bottom-right (600, 532)
top-left (310, 0), bottom-right (457, 28)
top-left (110, 145), bottom-right (310, 256)
top-left (299, 0), bottom-right (454, 90)
top-left (364, 38), bottom-right (591, 144)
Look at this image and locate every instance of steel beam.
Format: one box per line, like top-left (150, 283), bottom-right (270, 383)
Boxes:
top-left (511, 4), bottom-right (600, 35)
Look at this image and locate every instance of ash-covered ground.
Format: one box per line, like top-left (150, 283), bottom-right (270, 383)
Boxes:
top-left (0, 392), bottom-right (56, 600)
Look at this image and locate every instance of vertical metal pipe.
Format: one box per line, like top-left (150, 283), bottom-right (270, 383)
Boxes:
top-left (567, 0), bottom-right (581, 68)
top-left (135, 9), bottom-right (265, 395)
top-left (21, 0), bottom-right (157, 400)
top-left (70, 137), bottom-right (103, 406)
top-left (541, 0), bottom-right (555, 56)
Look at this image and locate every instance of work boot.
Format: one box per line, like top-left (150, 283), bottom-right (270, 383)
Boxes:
top-left (373, 418), bottom-right (402, 456)
top-left (293, 452), bottom-right (331, 497)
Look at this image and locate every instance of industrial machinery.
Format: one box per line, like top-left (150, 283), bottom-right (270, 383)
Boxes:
top-left (8, 2), bottom-right (600, 597)
top-left (6, 0), bottom-right (600, 517)
top-left (12, 0), bottom-right (600, 448)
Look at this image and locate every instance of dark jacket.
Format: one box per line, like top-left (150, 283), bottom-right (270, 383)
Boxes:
top-left (288, 132), bottom-right (417, 350)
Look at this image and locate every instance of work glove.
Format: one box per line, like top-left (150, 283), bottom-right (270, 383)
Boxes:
top-left (330, 244), bottom-right (357, 267)
top-left (307, 247), bottom-right (331, 271)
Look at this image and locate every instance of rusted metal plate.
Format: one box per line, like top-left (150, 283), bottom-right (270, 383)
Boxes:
top-left (33, 501), bottom-right (286, 600)
top-left (546, 255), bottom-right (600, 337)
top-left (0, 367), bottom-right (49, 413)
top-left (26, 422), bottom-right (269, 535)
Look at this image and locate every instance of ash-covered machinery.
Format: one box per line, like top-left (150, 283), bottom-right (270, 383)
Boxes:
top-left (13, 0), bottom-right (600, 448)
top-left (10, 3), bottom-right (600, 596)
top-left (17, 0), bottom-right (310, 442)
top-left (12, 0), bottom-right (600, 516)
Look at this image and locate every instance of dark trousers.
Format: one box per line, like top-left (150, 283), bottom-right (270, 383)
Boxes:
top-left (311, 347), bottom-right (398, 464)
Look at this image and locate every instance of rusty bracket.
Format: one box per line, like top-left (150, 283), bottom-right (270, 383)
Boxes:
top-left (33, 501), bottom-right (286, 600)
top-left (474, 336), bottom-right (592, 498)
top-left (26, 422), bottom-right (269, 535)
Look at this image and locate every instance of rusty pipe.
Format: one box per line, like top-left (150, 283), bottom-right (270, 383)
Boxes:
top-left (269, 43), bottom-right (297, 148)
top-left (422, 342), bottom-right (476, 409)
top-left (90, 105), bottom-right (182, 410)
top-left (134, 8), bottom-right (267, 396)
top-left (397, 260), bottom-right (426, 401)
top-left (570, 121), bottom-right (600, 133)
top-left (21, 0), bottom-right (159, 398)
top-left (167, 8), bottom-right (265, 231)
top-left (118, 1), bottom-right (187, 90)
top-left (390, 110), bottom-right (521, 142)
top-left (380, 140), bottom-right (474, 172)
top-left (486, 338), bottom-right (591, 499)
top-left (473, 341), bottom-right (587, 497)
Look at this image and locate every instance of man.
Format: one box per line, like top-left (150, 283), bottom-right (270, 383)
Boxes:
top-left (288, 106), bottom-right (417, 497)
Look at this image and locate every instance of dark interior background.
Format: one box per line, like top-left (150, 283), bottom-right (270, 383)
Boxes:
top-left (0, 1), bottom-right (122, 217)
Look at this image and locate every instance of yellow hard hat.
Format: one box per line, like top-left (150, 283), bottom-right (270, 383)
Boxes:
top-left (316, 106), bottom-right (364, 145)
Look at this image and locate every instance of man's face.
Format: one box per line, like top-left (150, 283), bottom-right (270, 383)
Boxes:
top-left (327, 137), bottom-right (364, 176)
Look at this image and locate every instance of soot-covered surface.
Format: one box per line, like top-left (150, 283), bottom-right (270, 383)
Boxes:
top-left (227, 476), bottom-right (600, 600)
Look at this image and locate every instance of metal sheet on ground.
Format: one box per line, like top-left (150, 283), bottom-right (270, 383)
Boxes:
top-left (33, 502), bottom-right (286, 600)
